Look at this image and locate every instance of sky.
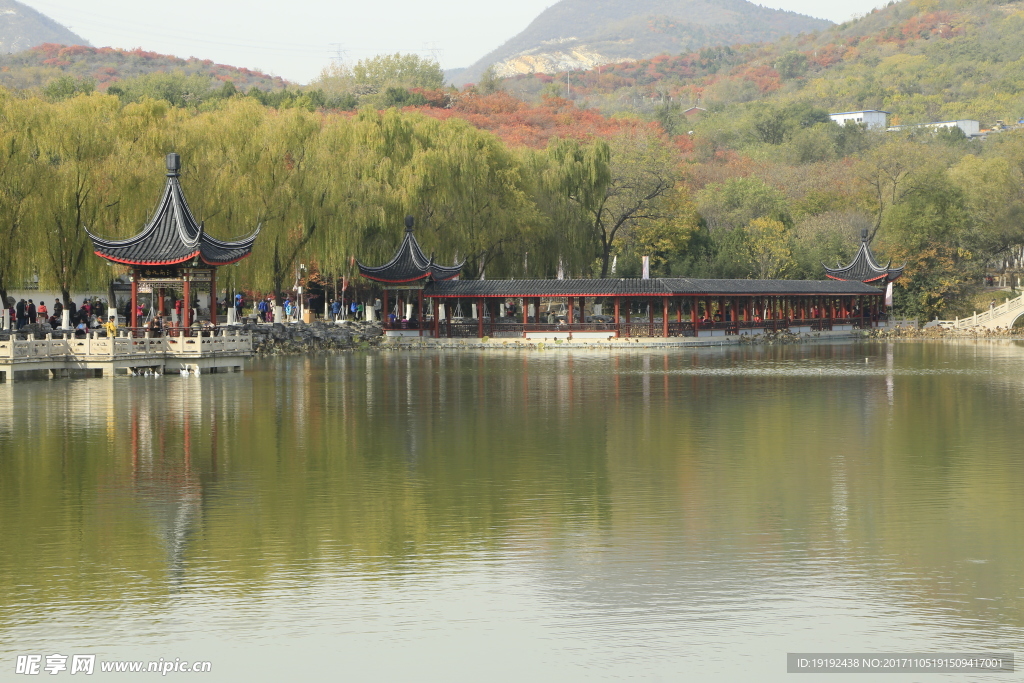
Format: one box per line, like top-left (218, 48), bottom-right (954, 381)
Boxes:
top-left (21, 0), bottom-right (888, 84)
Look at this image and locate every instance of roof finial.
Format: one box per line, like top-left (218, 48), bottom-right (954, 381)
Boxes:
top-left (166, 153), bottom-right (181, 177)
top-left (405, 215), bottom-right (414, 232)
top-left (861, 228), bottom-right (869, 242)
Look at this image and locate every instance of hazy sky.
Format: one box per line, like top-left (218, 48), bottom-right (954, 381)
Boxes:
top-left (22, 0), bottom-right (887, 84)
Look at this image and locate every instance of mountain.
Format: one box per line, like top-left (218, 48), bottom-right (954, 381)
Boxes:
top-left (453, 0), bottom-right (831, 86)
top-left (0, 0), bottom-right (88, 53)
top-left (506, 0), bottom-right (1024, 128)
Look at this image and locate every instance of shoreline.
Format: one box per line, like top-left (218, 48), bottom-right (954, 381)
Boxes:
top-left (262, 321), bottom-right (1024, 354)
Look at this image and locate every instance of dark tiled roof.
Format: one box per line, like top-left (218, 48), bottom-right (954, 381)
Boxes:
top-left (357, 222), bottom-right (464, 283)
top-left (824, 238), bottom-right (904, 283)
top-left (425, 278), bottom-right (882, 298)
top-left (86, 157), bottom-right (260, 267)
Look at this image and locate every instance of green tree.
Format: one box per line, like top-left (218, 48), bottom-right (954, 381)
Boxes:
top-left (774, 51), bottom-right (808, 79)
top-left (567, 130), bottom-right (678, 277)
top-left (42, 76), bottom-right (95, 102)
top-left (352, 53), bottom-right (445, 91)
top-left (696, 177), bottom-right (790, 232)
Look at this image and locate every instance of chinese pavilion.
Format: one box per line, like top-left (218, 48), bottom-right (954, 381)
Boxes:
top-left (357, 216), bottom-right (463, 333)
top-left (86, 153), bottom-right (261, 329)
top-left (824, 229), bottom-right (904, 284)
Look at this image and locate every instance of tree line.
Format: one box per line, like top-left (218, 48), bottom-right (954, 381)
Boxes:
top-left (6, 86), bottom-right (1024, 322)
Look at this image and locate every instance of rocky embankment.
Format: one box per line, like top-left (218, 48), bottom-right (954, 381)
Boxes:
top-left (247, 321), bottom-right (383, 355)
top-left (868, 325), bottom-right (1021, 339)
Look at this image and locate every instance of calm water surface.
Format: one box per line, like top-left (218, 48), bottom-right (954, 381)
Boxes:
top-left (1, 342), bottom-right (1023, 681)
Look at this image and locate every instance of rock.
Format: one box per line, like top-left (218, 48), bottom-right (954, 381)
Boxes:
top-left (250, 320), bottom-right (383, 356)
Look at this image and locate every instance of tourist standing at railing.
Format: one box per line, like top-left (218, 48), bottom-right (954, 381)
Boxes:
top-left (330, 298), bottom-right (341, 321)
top-left (15, 299), bottom-right (25, 329)
top-left (27, 300), bottom-right (36, 325)
top-left (37, 301), bottom-right (47, 324)
top-left (234, 293), bottom-right (244, 320)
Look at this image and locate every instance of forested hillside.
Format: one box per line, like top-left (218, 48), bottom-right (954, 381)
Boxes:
top-left (504, 0), bottom-right (1024, 127)
top-left (0, 44), bottom-right (289, 95)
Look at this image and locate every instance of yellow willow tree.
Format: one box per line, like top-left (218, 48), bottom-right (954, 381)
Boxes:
top-left (176, 98), bottom-right (277, 300)
top-left (407, 116), bottom-right (539, 279)
top-left (745, 217), bottom-right (794, 279)
top-left (0, 94), bottom-right (47, 306)
top-left (529, 137), bottom-right (611, 278)
top-left (231, 104), bottom-right (325, 302)
top-left (32, 93), bottom-right (129, 305)
top-left (317, 108), bottom-right (423, 281)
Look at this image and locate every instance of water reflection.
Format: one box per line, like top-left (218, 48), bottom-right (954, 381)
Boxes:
top-left (1, 341), bottom-right (1023, 679)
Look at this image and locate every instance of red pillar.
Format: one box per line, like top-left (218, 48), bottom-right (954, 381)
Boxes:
top-left (522, 297), bottom-right (528, 337)
top-left (382, 290), bottom-right (389, 327)
top-left (625, 299), bottom-right (631, 335)
top-left (567, 297), bottom-right (574, 329)
top-left (418, 289), bottom-right (424, 337)
top-left (182, 276), bottom-right (191, 332)
top-left (210, 269), bottom-right (217, 327)
top-left (477, 298), bottom-right (484, 338)
top-left (130, 269), bottom-right (138, 330)
top-left (614, 297), bottom-right (621, 337)
top-left (433, 298), bottom-right (439, 338)
top-left (662, 297), bottom-right (669, 338)
top-left (692, 296), bottom-right (699, 335)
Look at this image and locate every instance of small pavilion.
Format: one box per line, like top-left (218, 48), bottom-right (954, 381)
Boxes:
top-left (356, 216), bottom-right (463, 334)
top-left (824, 229), bottom-right (904, 284)
top-left (86, 153), bottom-right (261, 330)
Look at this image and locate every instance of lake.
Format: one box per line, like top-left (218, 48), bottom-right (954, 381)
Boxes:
top-left (1, 342), bottom-right (1021, 681)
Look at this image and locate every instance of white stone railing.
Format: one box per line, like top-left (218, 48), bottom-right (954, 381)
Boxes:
top-left (0, 329), bottom-right (252, 361)
top-left (927, 291), bottom-right (1024, 329)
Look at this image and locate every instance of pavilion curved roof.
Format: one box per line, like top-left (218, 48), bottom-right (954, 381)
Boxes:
top-left (357, 217), bottom-right (463, 284)
top-left (86, 153), bottom-right (260, 267)
top-left (823, 231), bottom-right (904, 283)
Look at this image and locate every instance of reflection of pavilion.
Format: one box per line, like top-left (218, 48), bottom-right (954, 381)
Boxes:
top-left (128, 377), bottom-right (209, 588)
top-left (86, 153), bottom-right (260, 330)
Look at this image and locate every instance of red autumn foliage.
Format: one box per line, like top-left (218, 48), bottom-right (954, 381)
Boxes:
top-left (407, 91), bottom-right (660, 148)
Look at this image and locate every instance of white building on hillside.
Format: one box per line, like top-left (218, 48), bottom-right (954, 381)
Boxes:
top-left (830, 110), bottom-right (889, 129)
top-left (887, 119), bottom-right (981, 137)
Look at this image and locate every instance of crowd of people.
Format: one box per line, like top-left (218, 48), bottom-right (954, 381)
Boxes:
top-left (9, 297), bottom-right (109, 335)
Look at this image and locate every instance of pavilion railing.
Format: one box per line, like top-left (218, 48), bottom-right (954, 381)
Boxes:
top-left (434, 320), bottom-right (619, 338)
top-left (427, 315), bottom-right (879, 339)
